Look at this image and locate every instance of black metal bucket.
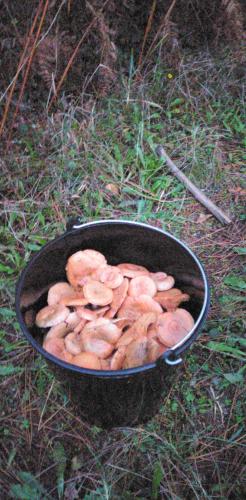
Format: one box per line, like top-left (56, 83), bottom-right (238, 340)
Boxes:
top-left (15, 220), bottom-right (210, 428)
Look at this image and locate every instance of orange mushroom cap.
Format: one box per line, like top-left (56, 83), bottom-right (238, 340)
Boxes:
top-left (36, 304), bottom-right (70, 328)
top-left (72, 352), bottom-right (102, 370)
top-left (156, 308), bottom-right (195, 347)
top-left (128, 276), bottom-right (157, 298)
top-left (83, 280), bottom-right (113, 306)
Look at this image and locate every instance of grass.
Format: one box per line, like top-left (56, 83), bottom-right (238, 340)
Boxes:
top-left (0, 49), bottom-right (245, 499)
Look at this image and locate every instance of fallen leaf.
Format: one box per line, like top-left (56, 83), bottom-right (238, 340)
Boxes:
top-left (105, 183), bottom-right (120, 195)
top-left (195, 214), bottom-right (213, 224)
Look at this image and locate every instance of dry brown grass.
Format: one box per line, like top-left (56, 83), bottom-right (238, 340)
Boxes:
top-left (1, 0), bottom-right (245, 140)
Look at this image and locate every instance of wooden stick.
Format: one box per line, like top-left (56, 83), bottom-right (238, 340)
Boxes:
top-left (156, 145), bottom-right (232, 225)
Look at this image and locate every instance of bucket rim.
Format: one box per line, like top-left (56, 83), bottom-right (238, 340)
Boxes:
top-left (15, 219), bottom-right (210, 377)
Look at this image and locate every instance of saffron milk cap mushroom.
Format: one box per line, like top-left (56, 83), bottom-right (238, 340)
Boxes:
top-left (65, 311), bottom-right (81, 329)
top-left (45, 321), bottom-right (70, 341)
top-left (36, 304), bottom-right (70, 328)
top-left (124, 336), bottom-right (148, 369)
top-left (60, 294), bottom-right (89, 307)
top-left (47, 282), bottom-right (75, 306)
top-left (43, 337), bottom-right (73, 363)
top-left (154, 288), bottom-right (190, 311)
top-left (73, 318), bottom-right (87, 334)
top-left (117, 313), bottom-right (157, 347)
top-left (82, 337), bottom-right (114, 359)
top-left (110, 346), bottom-right (127, 370)
top-left (118, 295), bottom-right (162, 322)
top-left (156, 308), bottom-right (195, 347)
top-left (92, 265), bottom-right (124, 289)
top-left (150, 272), bottom-right (168, 289)
top-left (147, 338), bottom-right (168, 363)
top-left (76, 306), bottom-right (109, 321)
top-left (117, 263), bottom-right (149, 278)
top-left (82, 318), bottom-right (122, 344)
top-left (72, 352), bottom-right (102, 370)
top-left (66, 249), bottom-right (106, 289)
top-left (128, 276), bottom-right (157, 297)
top-left (101, 358), bottom-right (112, 370)
top-left (64, 332), bottom-right (83, 355)
top-left (83, 281), bottom-right (113, 306)
top-left (105, 278), bottom-right (129, 318)
top-left (35, 249), bottom-right (196, 371)
top-left (155, 275), bottom-right (175, 291)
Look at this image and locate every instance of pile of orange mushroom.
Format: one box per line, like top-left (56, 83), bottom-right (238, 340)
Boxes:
top-left (35, 249), bottom-right (195, 370)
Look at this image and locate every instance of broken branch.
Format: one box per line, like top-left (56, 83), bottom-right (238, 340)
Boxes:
top-left (156, 145), bottom-right (232, 225)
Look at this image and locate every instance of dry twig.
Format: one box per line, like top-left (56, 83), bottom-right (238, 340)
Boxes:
top-left (156, 145), bottom-right (232, 225)
top-left (137, 0), bottom-right (157, 71)
top-left (6, 0), bottom-right (50, 149)
top-left (142, 0), bottom-right (179, 67)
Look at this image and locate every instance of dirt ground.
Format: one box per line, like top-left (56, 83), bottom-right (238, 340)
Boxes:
top-left (1, 0), bottom-right (245, 105)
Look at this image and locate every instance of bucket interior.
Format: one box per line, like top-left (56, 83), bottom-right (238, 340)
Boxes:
top-left (17, 222), bottom-right (207, 353)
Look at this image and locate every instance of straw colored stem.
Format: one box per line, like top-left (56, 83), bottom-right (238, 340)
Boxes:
top-left (137, 0), bottom-right (157, 71)
top-left (6, 0), bottom-right (49, 150)
top-left (141, 0), bottom-right (177, 67)
top-left (0, 0), bottom-right (44, 137)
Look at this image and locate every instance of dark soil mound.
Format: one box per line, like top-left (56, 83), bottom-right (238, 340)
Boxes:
top-left (0, 0), bottom-right (245, 104)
